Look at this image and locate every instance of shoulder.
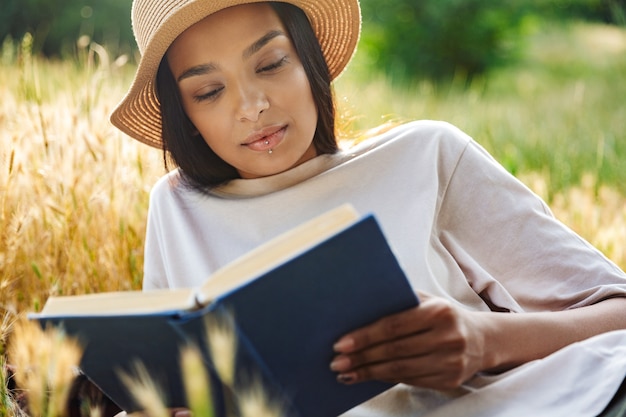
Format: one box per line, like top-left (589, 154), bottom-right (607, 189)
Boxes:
top-left (350, 120), bottom-right (471, 156)
top-left (343, 120), bottom-right (473, 172)
top-left (387, 119), bottom-right (471, 140)
top-left (147, 169), bottom-right (198, 211)
top-left (149, 169), bottom-right (180, 200)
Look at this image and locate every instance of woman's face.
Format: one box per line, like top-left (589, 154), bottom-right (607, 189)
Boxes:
top-left (166, 3), bottom-right (319, 179)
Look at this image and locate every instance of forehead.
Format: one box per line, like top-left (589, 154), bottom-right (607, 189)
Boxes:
top-left (168, 3), bottom-right (283, 58)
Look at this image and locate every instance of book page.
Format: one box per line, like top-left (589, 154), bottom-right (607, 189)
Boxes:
top-left (35, 288), bottom-right (198, 316)
top-left (196, 204), bottom-right (360, 304)
top-left (34, 204), bottom-right (359, 317)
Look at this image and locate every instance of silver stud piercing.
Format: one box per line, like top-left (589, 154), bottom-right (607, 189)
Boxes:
top-left (264, 140), bottom-right (270, 145)
top-left (268, 149), bottom-right (273, 154)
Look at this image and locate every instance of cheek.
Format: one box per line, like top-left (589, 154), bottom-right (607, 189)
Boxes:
top-left (185, 107), bottom-right (229, 150)
top-left (287, 71), bottom-right (318, 130)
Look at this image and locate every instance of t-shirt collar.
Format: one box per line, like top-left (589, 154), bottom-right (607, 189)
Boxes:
top-left (209, 153), bottom-right (340, 198)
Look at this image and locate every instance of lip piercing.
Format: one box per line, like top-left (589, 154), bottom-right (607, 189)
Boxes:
top-left (268, 149), bottom-right (273, 154)
top-left (264, 140), bottom-right (270, 145)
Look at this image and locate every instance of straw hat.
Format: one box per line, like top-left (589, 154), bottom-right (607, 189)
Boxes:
top-left (110, 0), bottom-right (361, 148)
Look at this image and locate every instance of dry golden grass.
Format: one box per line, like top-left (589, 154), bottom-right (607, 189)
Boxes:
top-left (0, 23), bottom-right (625, 415)
top-left (7, 319), bottom-right (82, 417)
top-left (1, 38), bottom-right (162, 414)
top-left (0, 38), bottom-right (163, 319)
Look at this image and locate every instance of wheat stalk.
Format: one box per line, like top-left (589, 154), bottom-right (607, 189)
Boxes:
top-left (7, 318), bottom-right (82, 417)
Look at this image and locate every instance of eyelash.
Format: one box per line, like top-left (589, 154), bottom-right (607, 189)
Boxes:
top-left (257, 56), bottom-right (288, 73)
top-left (192, 56), bottom-right (288, 103)
top-left (193, 87), bottom-right (224, 103)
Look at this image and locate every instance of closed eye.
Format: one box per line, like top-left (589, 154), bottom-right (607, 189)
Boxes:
top-left (191, 56), bottom-right (288, 102)
top-left (257, 56), bottom-right (288, 74)
top-left (193, 86), bottom-right (224, 103)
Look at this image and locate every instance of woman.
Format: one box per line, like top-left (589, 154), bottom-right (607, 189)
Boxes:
top-left (110, 0), bottom-right (626, 415)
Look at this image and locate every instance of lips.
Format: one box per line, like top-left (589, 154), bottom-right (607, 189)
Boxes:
top-left (243, 125), bottom-right (286, 152)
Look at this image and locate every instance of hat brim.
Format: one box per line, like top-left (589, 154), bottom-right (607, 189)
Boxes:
top-left (110, 0), bottom-right (361, 148)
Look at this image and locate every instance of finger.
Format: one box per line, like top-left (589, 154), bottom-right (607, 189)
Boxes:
top-left (331, 332), bottom-right (432, 372)
top-left (332, 327), bottom-right (460, 375)
top-left (342, 302), bottom-right (471, 371)
top-left (333, 306), bottom-right (428, 353)
top-left (337, 351), bottom-right (469, 390)
top-left (333, 294), bottom-right (456, 354)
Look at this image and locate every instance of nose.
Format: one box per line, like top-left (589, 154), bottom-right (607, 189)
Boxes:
top-left (236, 83), bottom-right (269, 122)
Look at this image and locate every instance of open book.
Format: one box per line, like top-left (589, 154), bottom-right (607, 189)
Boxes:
top-left (32, 204), bottom-right (419, 417)
top-left (38, 204), bottom-right (363, 316)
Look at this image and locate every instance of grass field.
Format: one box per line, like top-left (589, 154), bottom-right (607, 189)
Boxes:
top-left (0, 19), bottom-right (625, 416)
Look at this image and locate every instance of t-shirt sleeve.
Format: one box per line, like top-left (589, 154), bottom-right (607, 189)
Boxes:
top-left (437, 139), bottom-right (626, 312)
top-left (142, 179), bottom-right (171, 291)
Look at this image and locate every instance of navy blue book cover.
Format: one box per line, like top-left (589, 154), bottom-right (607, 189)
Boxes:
top-left (35, 214), bottom-right (418, 416)
top-left (176, 215), bottom-right (419, 417)
top-left (38, 311), bottom-right (227, 413)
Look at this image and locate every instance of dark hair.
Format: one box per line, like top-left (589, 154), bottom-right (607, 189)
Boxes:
top-left (155, 2), bottom-right (337, 189)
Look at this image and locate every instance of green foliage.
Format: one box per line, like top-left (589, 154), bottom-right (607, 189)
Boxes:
top-left (527, 0), bottom-right (626, 24)
top-left (360, 0), bottom-right (532, 84)
top-left (358, 0), bottom-right (625, 84)
top-left (0, 0), bottom-right (134, 58)
top-left (339, 20), bottom-right (626, 198)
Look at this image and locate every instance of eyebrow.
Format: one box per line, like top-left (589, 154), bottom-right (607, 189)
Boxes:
top-left (177, 63), bottom-right (218, 82)
top-left (242, 29), bottom-right (285, 59)
top-left (176, 29), bottom-right (286, 83)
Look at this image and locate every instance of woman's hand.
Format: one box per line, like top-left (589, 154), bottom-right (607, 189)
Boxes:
top-left (330, 292), bottom-right (489, 390)
top-left (330, 292), bottom-right (626, 391)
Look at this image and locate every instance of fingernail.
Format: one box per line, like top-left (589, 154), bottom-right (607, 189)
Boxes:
top-left (333, 337), bottom-right (354, 352)
top-left (337, 373), bottom-right (357, 384)
top-left (330, 356), bottom-right (350, 372)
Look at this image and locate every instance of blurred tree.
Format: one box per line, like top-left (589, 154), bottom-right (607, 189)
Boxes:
top-left (360, 0), bottom-right (531, 84)
top-left (359, 0), bottom-right (625, 84)
top-left (0, 0), bottom-right (134, 58)
top-left (528, 0), bottom-right (626, 23)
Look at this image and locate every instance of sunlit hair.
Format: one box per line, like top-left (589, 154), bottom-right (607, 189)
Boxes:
top-left (156, 2), bottom-right (337, 190)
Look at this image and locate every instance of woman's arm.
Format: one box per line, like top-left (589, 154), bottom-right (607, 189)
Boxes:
top-left (330, 293), bottom-right (626, 390)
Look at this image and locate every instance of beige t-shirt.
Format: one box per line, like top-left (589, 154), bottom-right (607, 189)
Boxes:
top-left (144, 120), bottom-right (626, 416)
